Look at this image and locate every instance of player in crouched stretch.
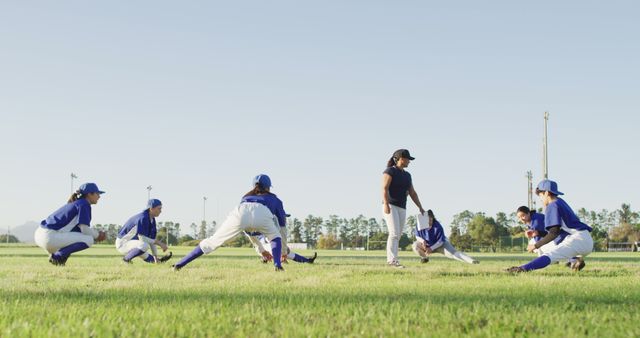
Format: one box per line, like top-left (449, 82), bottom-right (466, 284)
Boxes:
top-left (172, 174), bottom-right (285, 271)
top-left (34, 183), bottom-right (107, 266)
top-left (116, 199), bottom-right (172, 264)
top-left (507, 180), bottom-right (593, 273)
top-left (412, 210), bottom-right (478, 264)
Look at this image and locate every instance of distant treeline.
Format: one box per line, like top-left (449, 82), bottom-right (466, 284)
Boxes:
top-left (91, 204), bottom-right (639, 252)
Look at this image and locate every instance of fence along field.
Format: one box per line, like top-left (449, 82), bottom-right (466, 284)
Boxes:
top-left (0, 245), bottom-right (639, 337)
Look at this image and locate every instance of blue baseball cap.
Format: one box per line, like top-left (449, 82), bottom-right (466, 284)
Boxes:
top-left (79, 183), bottom-right (105, 194)
top-left (536, 179), bottom-right (564, 196)
top-left (147, 199), bottom-right (162, 209)
top-left (253, 174), bottom-right (272, 189)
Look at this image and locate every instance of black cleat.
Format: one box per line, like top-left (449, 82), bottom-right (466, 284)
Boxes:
top-left (571, 257), bottom-right (586, 272)
top-left (158, 252), bottom-right (173, 263)
top-left (49, 254), bottom-right (66, 266)
top-left (171, 264), bottom-right (183, 271)
top-left (506, 266), bottom-right (526, 273)
top-left (275, 265), bottom-right (285, 272)
top-left (421, 257), bottom-right (429, 264)
top-left (307, 252), bottom-right (318, 264)
top-left (472, 260), bottom-right (480, 264)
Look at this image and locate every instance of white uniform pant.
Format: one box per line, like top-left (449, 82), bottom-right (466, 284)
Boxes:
top-left (115, 238), bottom-right (151, 260)
top-left (199, 203), bottom-right (281, 254)
top-left (543, 230), bottom-right (593, 263)
top-left (412, 240), bottom-right (476, 264)
top-left (383, 204), bottom-right (406, 264)
top-left (529, 238), bottom-right (558, 257)
top-left (34, 227), bottom-right (94, 254)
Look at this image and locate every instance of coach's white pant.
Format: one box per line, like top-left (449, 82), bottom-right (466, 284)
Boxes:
top-left (34, 227), bottom-right (94, 254)
top-left (199, 203), bottom-right (281, 254)
top-left (383, 204), bottom-right (406, 264)
top-left (543, 230), bottom-right (593, 263)
top-left (115, 238), bottom-right (151, 259)
top-left (412, 240), bottom-right (476, 264)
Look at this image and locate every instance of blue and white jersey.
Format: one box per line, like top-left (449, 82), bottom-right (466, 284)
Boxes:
top-left (528, 212), bottom-right (548, 242)
top-left (415, 220), bottom-right (446, 249)
top-left (545, 198), bottom-right (592, 243)
top-left (117, 209), bottom-right (157, 241)
top-left (241, 193), bottom-right (287, 228)
top-left (41, 199), bottom-right (92, 233)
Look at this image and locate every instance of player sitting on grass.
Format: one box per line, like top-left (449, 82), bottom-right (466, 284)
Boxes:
top-left (116, 199), bottom-right (172, 264)
top-left (507, 180), bottom-right (593, 273)
top-left (412, 210), bottom-right (479, 264)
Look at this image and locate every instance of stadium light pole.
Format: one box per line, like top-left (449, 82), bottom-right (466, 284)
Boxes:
top-left (70, 173), bottom-right (78, 194)
top-left (203, 196), bottom-right (207, 224)
top-left (526, 171), bottom-right (533, 210)
top-left (543, 112), bottom-right (549, 179)
top-left (147, 185), bottom-right (152, 201)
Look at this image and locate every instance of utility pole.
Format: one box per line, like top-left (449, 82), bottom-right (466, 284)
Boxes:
top-left (203, 196), bottom-right (207, 223)
top-left (70, 173), bottom-right (78, 194)
top-left (147, 185), bottom-right (152, 201)
top-left (543, 111), bottom-right (549, 179)
top-left (526, 171), bottom-right (533, 210)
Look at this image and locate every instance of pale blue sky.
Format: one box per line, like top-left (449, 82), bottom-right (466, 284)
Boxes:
top-left (1, 1), bottom-right (638, 235)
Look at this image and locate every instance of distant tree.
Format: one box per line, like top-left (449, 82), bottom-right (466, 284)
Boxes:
top-left (451, 210), bottom-right (475, 234)
top-left (190, 222), bottom-right (198, 238)
top-left (609, 223), bottom-right (640, 243)
top-left (0, 234), bottom-right (20, 243)
top-left (206, 221), bottom-right (217, 237)
top-left (157, 227), bottom-right (178, 245)
top-left (368, 232), bottom-right (388, 250)
top-left (449, 225), bottom-right (473, 251)
top-left (179, 234), bottom-right (195, 245)
top-left (317, 234), bottom-right (341, 249)
top-left (399, 233), bottom-right (412, 251)
top-left (303, 215), bottom-right (323, 247)
top-left (324, 215), bottom-right (341, 236)
top-left (616, 204), bottom-right (639, 225)
top-left (290, 218), bottom-right (303, 243)
top-left (224, 233), bottom-right (251, 247)
top-left (466, 214), bottom-right (503, 252)
top-left (198, 220), bottom-right (207, 240)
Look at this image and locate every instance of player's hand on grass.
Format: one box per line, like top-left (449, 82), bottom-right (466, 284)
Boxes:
top-left (527, 244), bottom-right (536, 253)
top-left (96, 231), bottom-right (106, 242)
top-left (261, 251), bottom-right (273, 262)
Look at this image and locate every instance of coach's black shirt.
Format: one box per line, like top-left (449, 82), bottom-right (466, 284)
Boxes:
top-left (383, 166), bottom-right (412, 209)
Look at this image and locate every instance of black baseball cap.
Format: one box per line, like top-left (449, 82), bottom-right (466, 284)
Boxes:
top-left (393, 149), bottom-right (415, 160)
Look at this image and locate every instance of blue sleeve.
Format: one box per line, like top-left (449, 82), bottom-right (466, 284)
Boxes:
top-left (149, 220), bottom-right (157, 240)
top-left (77, 203), bottom-right (92, 226)
top-left (274, 198), bottom-right (287, 227)
top-left (544, 203), bottom-right (562, 229)
top-left (137, 216), bottom-right (150, 237)
top-left (435, 223), bottom-right (445, 242)
top-left (532, 215), bottom-right (546, 233)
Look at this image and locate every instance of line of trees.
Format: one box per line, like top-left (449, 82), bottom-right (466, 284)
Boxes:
top-left (89, 203), bottom-right (638, 252)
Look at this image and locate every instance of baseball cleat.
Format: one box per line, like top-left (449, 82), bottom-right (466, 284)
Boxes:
top-left (158, 251), bottom-right (173, 263)
top-left (171, 264), bottom-right (182, 271)
top-left (472, 260), bottom-right (480, 264)
top-left (307, 252), bottom-right (318, 264)
top-left (48, 254), bottom-right (66, 266)
top-left (388, 262), bottom-right (405, 269)
top-left (275, 265), bottom-right (285, 272)
top-left (570, 257), bottom-right (585, 272)
top-left (122, 257), bottom-right (132, 264)
top-left (421, 257), bottom-right (429, 264)
top-left (506, 266), bottom-right (526, 273)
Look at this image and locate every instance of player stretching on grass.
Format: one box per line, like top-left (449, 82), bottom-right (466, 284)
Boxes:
top-left (412, 210), bottom-right (479, 264)
top-left (116, 199), bottom-right (172, 264)
top-left (172, 174), bottom-right (285, 271)
top-left (34, 183), bottom-right (107, 266)
top-left (507, 180), bottom-right (593, 273)
top-left (382, 149), bottom-right (426, 268)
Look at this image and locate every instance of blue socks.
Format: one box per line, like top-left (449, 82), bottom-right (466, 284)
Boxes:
top-left (53, 242), bottom-right (89, 260)
top-left (270, 237), bottom-right (282, 268)
top-left (521, 255), bottom-right (552, 271)
top-left (292, 253), bottom-right (310, 263)
top-left (124, 248), bottom-right (146, 262)
top-left (174, 246), bottom-right (204, 268)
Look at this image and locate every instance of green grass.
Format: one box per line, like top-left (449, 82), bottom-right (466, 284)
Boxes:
top-left (1, 245), bottom-right (639, 337)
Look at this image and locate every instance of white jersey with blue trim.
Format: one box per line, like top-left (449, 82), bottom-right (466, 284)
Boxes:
top-left (40, 199), bottom-right (92, 233)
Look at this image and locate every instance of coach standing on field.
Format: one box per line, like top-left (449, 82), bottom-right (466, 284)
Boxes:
top-left (382, 149), bottom-right (425, 268)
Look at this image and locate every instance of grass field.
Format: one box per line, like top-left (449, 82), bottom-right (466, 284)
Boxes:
top-left (1, 245), bottom-right (639, 337)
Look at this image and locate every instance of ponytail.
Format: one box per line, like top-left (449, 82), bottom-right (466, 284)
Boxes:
top-left (427, 209), bottom-right (437, 226)
top-left (67, 190), bottom-right (83, 203)
top-left (243, 184), bottom-right (270, 198)
top-left (386, 156), bottom-right (397, 168)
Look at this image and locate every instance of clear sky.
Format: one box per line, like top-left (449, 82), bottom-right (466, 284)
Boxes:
top-left (1, 1), bottom-right (638, 235)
